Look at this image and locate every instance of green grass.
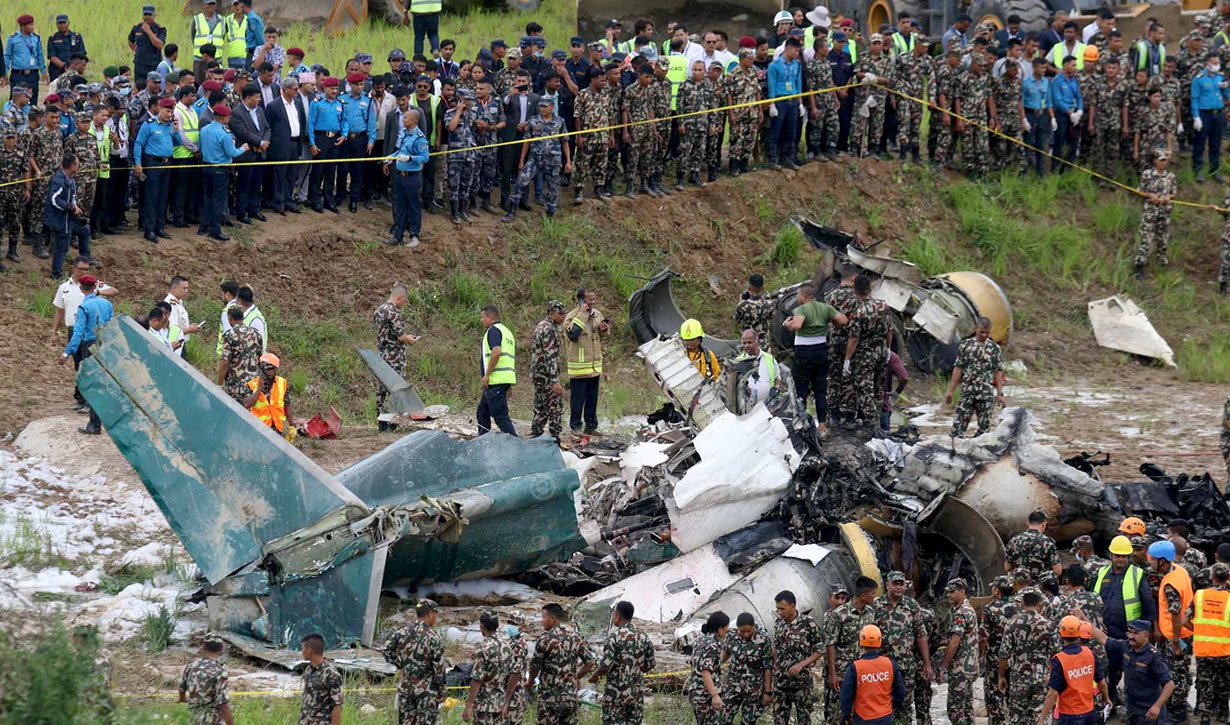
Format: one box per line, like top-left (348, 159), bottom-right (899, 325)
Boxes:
top-left (19, 274), bottom-right (57, 318)
top-left (141, 605), bottom-right (178, 653)
top-left (7, 0), bottom-right (574, 96)
top-left (1175, 332), bottom-right (1230, 383)
top-left (764, 223), bottom-right (803, 267)
top-left (0, 617), bottom-right (112, 724)
top-left (0, 510), bottom-right (69, 570)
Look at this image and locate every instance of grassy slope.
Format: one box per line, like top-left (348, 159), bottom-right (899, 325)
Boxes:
top-left (0, 0), bottom-right (574, 85)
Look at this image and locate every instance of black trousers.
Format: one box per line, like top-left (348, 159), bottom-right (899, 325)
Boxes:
top-left (168, 157), bottom-right (197, 224)
top-left (270, 147), bottom-right (299, 210)
top-left (89, 177), bottom-right (111, 232)
top-left (202, 167), bottom-right (228, 235)
top-left (389, 170), bottom-right (421, 240)
top-left (340, 133), bottom-right (368, 204)
top-left (108, 155), bottom-right (130, 225)
top-left (236, 159), bottom-right (262, 217)
top-left (69, 328), bottom-right (84, 403)
top-left (498, 140), bottom-right (523, 203)
top-left (476, 383), bottom-right (516, 436)
top-left (79, 339), bottom-right (101, 430)
top-left (309, 132), bottom-right (342, 206)
top-left (140, 158), bottom-right (171, 234)
top-left (569, 376), bottom-right (600, 432)
top-left (366, 139), bottom-right (388, 199)
top-left (793, 343), bottom-right (829, 421)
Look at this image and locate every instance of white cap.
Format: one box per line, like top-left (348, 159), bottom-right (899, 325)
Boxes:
top-left (774, 10), bottom-right (793, 25)
top-left (805, 6), bottom-right (831, 28)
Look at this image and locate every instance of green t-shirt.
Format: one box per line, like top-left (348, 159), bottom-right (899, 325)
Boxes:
top-left (793, 300), bottom-right (839, 338)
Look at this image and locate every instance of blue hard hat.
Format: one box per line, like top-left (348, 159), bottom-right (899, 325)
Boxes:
top-left (1147, 539), bottom-right (1176, 562)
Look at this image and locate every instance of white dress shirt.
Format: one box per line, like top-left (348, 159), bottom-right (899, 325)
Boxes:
top-left (282, 95), bottom-right (301, 137)
top-left (164, 293), bottom-right (191, 356)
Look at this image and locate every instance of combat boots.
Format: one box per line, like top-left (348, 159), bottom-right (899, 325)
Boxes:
top-left (450, 201), bottom-right (462, 225)
top-left (624, 178), bottom-right (635, 198)
top-left (458, 199), bottom-right (473, 223)
top-left (595, 184), bottom-right (611, 202)
top-left (6, 238), bottom-right (18, 263)
top-left (674, 172), bottom-right (685, 192)
top-left (573, 186), bottom-right (585, 205)
top-left (911, 145), bottom-right (922, 164)
top-left (730, 160), bottom-right (742, 177)
top-left (655, 173), bottom-right (672, 195)
top-left (479, 193), bottom-right (495, 213)
top-left (707, 165), bottom-right (718, 183)
top-left (33, 232), bottom-right (49, 259)
top-left (500, 207), bottom-right (516, 223)
top-left (1134, 263), bottom-right (1145, 281)
top-left (689, 171), bottom-right (701, 187)
top-left (642, 177), bottom-right (659, 197)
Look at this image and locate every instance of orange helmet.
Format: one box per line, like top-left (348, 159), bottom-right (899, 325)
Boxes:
top-left (1079, 622), bottom-right (1093, 640)
top-left (1119, 517), bottom-right (1146, 537)
top-left (859, 624), bottom-right (882, 648)
top-left (1059, 615), bottom-right (1082, 638)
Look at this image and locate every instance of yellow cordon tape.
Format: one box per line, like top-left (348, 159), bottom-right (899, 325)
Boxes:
top-left (114, 669), bottom-right (691, 700)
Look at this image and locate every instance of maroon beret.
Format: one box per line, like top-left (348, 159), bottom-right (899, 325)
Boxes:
top-left (287, 47), bottom-right (305, 57)
top-left (157, 97), bottom-right (175, 108)
top-left (211, 104), bottom-right (231, 116)
top-left (345, 72), bottom-right (367, 84)
top-left (202, 80), bottom-right (222, 91)
top-left (321, 76), bottom-right (340, 87)
top-left (16, 14), bottom-right (34, 25)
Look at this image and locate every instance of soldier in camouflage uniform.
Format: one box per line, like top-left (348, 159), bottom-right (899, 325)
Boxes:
top-left (0, 123), bottom-right (32, 263)
top-left (383, 599), bottom-right (446, 725)
top-left (1087, 61), bottom-right (1128, 178)
top-left (529, 300), bottom-right (566, 440)
top-left (178, 634), bottom-right (232, 725)
top-left (573, 69), bottom-right (611, 202)
top-left (825, 271), bottom-right (859, 427)
top-left (992, 60), bottom-right (1025, 172)
top-left (503, 624), bottom-right (529, 722)
top-left (1151, 58), bottom-right (1182, 133)
top-left (298, 634), bottom-right (344, 725)
top-left (24, 106), bottom-right (61, 257)
top-left (1005, 510), bottom-right (1061, 581)
top-left (939, 578), bottom-right (979, 725)
top-left (531, 603), bottom-right (596, 725)
top-left (675, 60), bottom-right (714, 189)
top-left (687, 612), bottom-right (729, 725)
top-left (724, 48), bottom-right (763, 174)
top-left (492, 49), bottom-right (523, 98)
top-left (1176, 34), bottom-right (1209, 144)
top-left (1196, 562), bottom-right (1230, 725)
top-left (472, 80), bottom-right (503, 213)
top-left (502, 98), bottom-right (570, 221)
top-left (722, 612), bottom-right (772, 724)
top-left (443, 88), bottom-right (477, 224)
top-left (1096, 32), bottom-right (1129, 77)
top-left (1135, 87), bottom-right (1174, 170)
top-left (954, 55), bottom-right (994, 175)
top-left (890, 38), bottom-right (932, 164)
top-left (914, 604), bottom-right (938, 725)
top-left (602, 64), bottom-right (630, 197)
top-left (1136, 148), bottom-right (1176, 275)
top-left (998, 590), bottom-right (1058, 723)
top-left (219, 307), bottom-right (264, 403)
top-left (65, 108), bottom-right (100, 221)
top-left (704, 62), bottom-right (725, 182)
top-left (944, 316), bottom-right (1004, 437)
top-left (1056, 565), bottom-right (1107, 667)
top-left (735, 273), bottom-right (776, 346)
top-left (373, 285), bottom-right (417, 425)
top-left (851, 35), bottom-right (893, 158)
top-left (824, 578), bottom-right (878, 725)
top-left (803, 35), bottom-right (839, 161)
top-left (590, 600), bottom-right (655, 725)
top-left (872, 571), bottom-right (932, 725)
top-left (979, 576), bottom-right (1018, 725)
top-left (932, 49), bottom-right (964, 166)
top-left (1223, 396), bottom-right (1230, 475)
top-left (1126, 69), bottom-right (1152, 148)
top-left (1072, 535), bottom-right (1111, 584)
top-left (1154, 547), bottom-right (1194, 722)
top-left (622, 68), bottom-right (659, 196)
top-left (464, 612), bottom-right (513, 725)
top-left (652, 58), bottom-right (674, 193)
top-left (843, 274), bottom-right (890, 431)
top-left (775, 589), bottom-right (825, 724)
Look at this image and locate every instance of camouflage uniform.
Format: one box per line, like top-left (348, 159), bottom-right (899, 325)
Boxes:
top-left (1126, 80), bottom-right (1151, 143)
top-left (846, 296), bottom-right (890, 425)
top-left (824, 284), bottom-right (859, 424)
top-left (1073, 538), bottom-right (1112, 585)
top-left (509, 113), bottom-right (567, 213)
top-left (442, 104), bottom-right (477, 202)
top-left (915, 607), bottom-right (938, 725)
top-left (1150, 73), bottom-right (1182, 130)
top-left (1181, 546), bottom-right (1208, 581)
top-left (1221, 215), bottom-right (1230, 289)
top-left (775, 612), bottom-right (824, 724)
top-left (622, 82), bottom-right (657, 183)
top-left (998, 609), bottom-right (1058, 723)
top-left (1176, 43), bottom-right (1209, 139)
top-left (944, 598), bottom-right (980, 725)
top-left (532, 624), bottom-right (595, 725)
top-left (383, 620), bottom-right (446, 725)
top-left (602, 82), bottom-right (628, 185)
top-left (220, 324), bottom-right (263, 403)
top-left (1136, 165), bottom-right (1176, 267)
top-left (299, 658), bottom-right (344, 724)
top-left (723, 64), bottom-right (761, 166)
top-left (652, 69), bottom-right (673, 176)
top-left (472, 96), bottom-right (503, 197)
top-left (1135, 104), bottom-right (1173, 169)
top-left (374, 301), bottom-right (407, 416)
top-left (471, 634), bottom-right (512, 725)
top-left (871, 593), bottom-right (927, 725)
top-left (1196, 575), bottom-right (1230, 723)
top-left (992, 72), bottom-right (1024, 171)
top-left (66, 128), bottom-right (100, 216)
top-left (822, 603), bottom-right (875, 725)
top-left (599, 622), bottom-right (655, 725)
top-left (735, 293), bottom-right (776, 345)
top-left (892, 51), bottom-right (933, 158)
top-left (956, 69), bottom-right (992, 174)
top-left (1005, 529), bottom-right (1060, 581)
top-left (1056, 587), bottom-right (1107, 665)
top-left (950, 336), bottom-right (1003, 437)
top-left (1160, 578), bottom-right (1193, 717)
top-left (704, 77), bottom-right (724, 175)
top-left (676, 76), bottom-right (714, 178)
top-left (722, 626), bottom-right (771, 724)
top-left (530, 312), bottom-right (564, 438)
top-left (686, 632), bottom-right (725, 725)
top-left (851, 53), bottom-right (893, 155)
top-left (574, 86), bottom-right (611, 192)
top-left (505, 631), bottom-right (530, 723)
top-left (0, 140), bottom-right (27, 250)
top-left (932, 59), bottom-right (963, 165)
top-left (179, 656), bottom-right (230, 725)
top-left (979, 584), bottom-right (1018, 725)
top-left (24, 122), bottom-right (62, 240)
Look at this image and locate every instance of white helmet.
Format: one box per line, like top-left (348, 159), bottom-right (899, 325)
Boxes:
top-left (774, 10), bottom-right (794, 25)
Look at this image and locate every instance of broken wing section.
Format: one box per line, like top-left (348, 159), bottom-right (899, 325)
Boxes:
top-left (627, 269), bottom-right (739, 357)
top-left (1087, 296), bottom-right (1176, 367)
top-left (78, 316), bottom-right (366, 583)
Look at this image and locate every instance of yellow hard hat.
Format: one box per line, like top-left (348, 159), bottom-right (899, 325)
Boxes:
top-left (1059, 615), bottom-right (1082, 638)
top-left (1119, 517), bottom-right (1146, 537)
top-left (1108, 535), bottom-right (1133, 556)
top-left (680, 318), bottom-right (705, 340)
top-left (859, 624), bottom-right (882, 648)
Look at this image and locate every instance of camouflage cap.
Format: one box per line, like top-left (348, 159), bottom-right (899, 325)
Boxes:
top-left (656, 56), bottom-right (671, 69)
top-left (416, 597), bottom-right (438, 610)
top-left (202, 632), bottom-right (224, 645)
top-left (508, 47), bottom-right (523, 59)
top-left (547, 300), bottom-right (566, 314)
top-left (1012, 568), bottom-right (1034, 583)
top-left (993, 575), bottom-right (1013, 589)
top-left (0, 122), bottom-right (16, 137)
top-left (1071, 534), bottom-right (1093, 549)
top-left (885, 570), bottom-right (907, 582)
top-left (1212, 562), bottom-right (1230, 579)
top-left (1197, 15), bottom-right (1214, 28)
top-left (945, 577), bottom-right (969, 592)
top-left (1131, 535), bottom-right (1149, 548)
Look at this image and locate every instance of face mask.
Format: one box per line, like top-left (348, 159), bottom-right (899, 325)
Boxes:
top-left (534, 50), bottom-right (545, 58)
top-left (504, 624), bottom-right (519, 637)
top-left (119, 87), bottom-right (131, 96)
top-left (1212, 64), bottom-right (1222, 73)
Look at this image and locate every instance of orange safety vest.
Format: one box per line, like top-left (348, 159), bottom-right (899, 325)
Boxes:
top-left (247, 376), bottom-right (287, 432)
top-left (852, 656), bottom-right (895, 721)
top-left (1159, 566), bottom-right (1195, 640)
top-left (1194, 589), bottom-right (1230, 657)
top-left (1053, 647), bottom-right (1096, 716)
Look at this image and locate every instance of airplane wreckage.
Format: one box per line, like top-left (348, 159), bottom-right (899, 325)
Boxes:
top-left (76, 224), bottom-right (1219, 659)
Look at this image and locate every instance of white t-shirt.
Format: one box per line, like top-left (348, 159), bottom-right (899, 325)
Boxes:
top-left (745, 354), bottom-right (776, 405)
top-left (1081, 21), bottom-right (1101, 44)
top-left (164, 293), bottom-right (191, 356)
top-left (54, 278), bottom-right (111, 327)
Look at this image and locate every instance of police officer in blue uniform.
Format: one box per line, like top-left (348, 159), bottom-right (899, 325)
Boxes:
top-left (133, 97), bottom-right (182, 243)
top-left (1092, 618), bottom-right (1175, 725)
top-left (47, 14), bottom-right (84, 83)
top-left (340, 71), bottom-right (377, 212)
top-left (308, 76), bottom-right (346, 213)
top-left (6, 14), bottom-right (46, 100)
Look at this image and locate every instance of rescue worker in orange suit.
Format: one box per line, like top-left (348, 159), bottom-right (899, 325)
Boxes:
top-left (243, 352), bottom-right (294, 436)
top-left (839, 624), bottom-right (906, 725)
top-left (1148, 539), bottom-right (1194, 724)
top-left (1038, 616), bottom-right (1111, 725)
top-left (1194, 562), bottom-right (1230, 725)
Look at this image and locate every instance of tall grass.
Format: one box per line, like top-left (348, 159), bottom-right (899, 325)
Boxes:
top-left (764, 224), bottom-right (803, 266)
top-left (0, 618), bottom-right (112, 725)
top-left (1175, 333), bottom-right (1230, 383)
top-left (142, 605), bottom-right (179, 653)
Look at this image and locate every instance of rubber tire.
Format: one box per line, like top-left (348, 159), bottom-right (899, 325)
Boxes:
top-left (968, 0), bottom-right (1049, 33)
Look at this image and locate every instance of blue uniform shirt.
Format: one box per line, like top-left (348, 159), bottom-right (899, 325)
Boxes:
top-left (48, 30), bottom-right (85, 68)
top-left (58, 112), bottom-right (73, 138)
top-left (1022, 75), bottom-right (1051, 110)
top-left (341, 93), bottom-right (377, 136)
top-left (245, 11), bottom-right (265, 51)
top-left (133, 118), bottom-right (179, 163)
top-left (1105, 637), bottom-right (1170, 718)
top-left (1049, 73), bottom-right (1083, 112)
top-left (6, 30), bottom-right (47, 73)
top-left (200, 120), bottom-right (246, 164)
top-left (767, 55), bottom-right (802, 98)
top-left (309, 97), bottom-right (346, 136)
top-left (64, 293), bottom-right (114, 356)
top-left (1191, 69), bottom-right (1229, 116)
top-left (390, 125), bottom-right (430, 172)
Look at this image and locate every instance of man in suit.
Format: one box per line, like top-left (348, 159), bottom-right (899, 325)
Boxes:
top-left (993, 15), bottom-right (1026, 58)
top-left (254, 61), bottom-right (280, 107)
top-left (499, 68), bottom-right (539, 211)
top-left (265, 75), bottom-right (307, 214)
top-left (229, 84), bottom-right (270, 223)
top-left (382, 86), bottom-right (413, 154)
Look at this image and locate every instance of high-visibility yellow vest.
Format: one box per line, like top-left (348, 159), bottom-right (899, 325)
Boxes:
top-left (1048, 41), bottom-right (1087, 70)
top-left (600, 38), bottom-right (632, 56)
top-left (248, 376), bottom-right (288, 432)
top-left (482, 322), bottom-right (517, 386)
top-left (847, 42), bottom-right (858, 64)
top-left (1194, 589), bottom-right (1230, 657)
top-left (666, 54), bottom-right (689, 111)
top-left (1135, 40), bottom-right (1166, 72)
top-left (891, 33), bottom-right (915, 56)
top-left (419, 93), bottom-right (441, 145)
top-left (173, 104), bottom-right (199, 159)
top-left (409, 0), bottom-right (442, 12)
top-left (224, 14), bottom-right (248, 62)
top-left (735, 351), bottom-right (779, 386)
top-left (192, 13), bottom-right (225, 58)
top-left (1094, 564), bottom-right (1144, 621)
top-left (565, 307), bottom-right (603, 378)
top-left (243, 306), bottom-right (267, 351)
top-left (150, 323), bottom-right (182, 348)
top-left (92, 127), bottom-right (112, 178)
